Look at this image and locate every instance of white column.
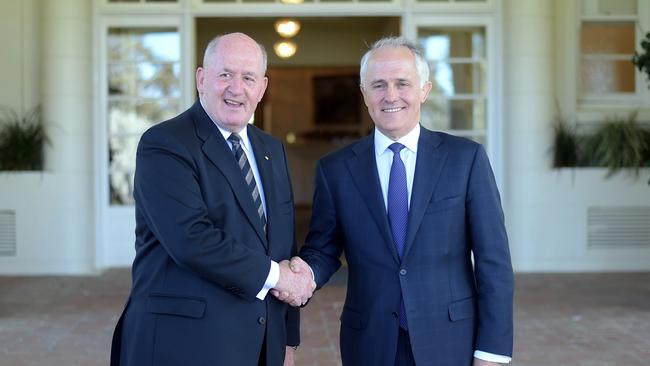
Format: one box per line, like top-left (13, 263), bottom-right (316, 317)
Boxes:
top-left (40, 0), bottom-right (94, 272)
top-left (503, 0), bottom-right (556, 269)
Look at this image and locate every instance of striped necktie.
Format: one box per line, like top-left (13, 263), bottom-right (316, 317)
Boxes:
top-left (227, 133), bottom-right (267, 232)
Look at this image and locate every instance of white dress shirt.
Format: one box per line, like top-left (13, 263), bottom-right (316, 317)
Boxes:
top-left (374, 125), bottom-right (511, 364)
top-left (207, 111), bottom-right (279, 300)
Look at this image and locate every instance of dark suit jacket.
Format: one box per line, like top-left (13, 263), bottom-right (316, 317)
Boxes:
top-left (300, 127), bottom-right (513, 366)
top-left (111, 102), bottom-right (299, 366)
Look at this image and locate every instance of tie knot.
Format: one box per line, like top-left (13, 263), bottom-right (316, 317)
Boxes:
top-left (388, 143), bottom-right (405, 154)
top-left (228, 133), bottom-right (242, 146)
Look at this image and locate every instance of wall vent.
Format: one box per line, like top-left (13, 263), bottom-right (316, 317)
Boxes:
top-left (0, 210), bottom-right (17, 256)
top-left (587, 206), bottom-right (650, 248)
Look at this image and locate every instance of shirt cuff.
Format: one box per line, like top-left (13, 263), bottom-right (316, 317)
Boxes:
top-left (474, 350), bottom-right (512, 363)
top-left (306, 262), bottom-right (315, 282)
top-left (256, 260), bottom-right (279, 300)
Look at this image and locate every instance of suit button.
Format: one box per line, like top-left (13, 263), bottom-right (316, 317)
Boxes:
top-left (258, 316), bottom-right (266, 325)
top-left (399, 269), bottom-right (407, 275)
top-left (392, 312), bottom-right (399, 318)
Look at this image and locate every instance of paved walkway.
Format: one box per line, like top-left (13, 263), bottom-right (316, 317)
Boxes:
top-left (1, 270), bottom-right (649, 366)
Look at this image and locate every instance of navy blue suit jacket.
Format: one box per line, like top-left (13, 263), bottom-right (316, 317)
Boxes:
top-left (300, 127), bottom-right (513, 366)
top-left (111, 102), bottom-right (299, 366)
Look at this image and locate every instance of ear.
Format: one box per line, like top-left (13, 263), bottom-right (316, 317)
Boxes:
top-left (257, 76), bottom-right (269, 102)
top-left (360, 85), bottom-right (371, 108)
top-left (420, 81), bottom-right (432, 103)
top-left (196, 67), bottom-right (205, 95)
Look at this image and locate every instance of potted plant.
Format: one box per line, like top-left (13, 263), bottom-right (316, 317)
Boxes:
top-left (551, 113), bottom-right (579, 168)
top-left (0, 106), bottom-right (48, 171)
top-left (551, 112), bottom-right (650, 178)
top-left (584, 113), bottom-right (650, 177)
top-left (632, 32), bottom-right (650, 86)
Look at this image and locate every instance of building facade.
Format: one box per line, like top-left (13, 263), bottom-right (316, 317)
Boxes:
top-left (1, 0), bottom-right (649, 274)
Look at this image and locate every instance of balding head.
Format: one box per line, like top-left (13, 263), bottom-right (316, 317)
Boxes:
top-left (202, 32), bottom-right (268, 74)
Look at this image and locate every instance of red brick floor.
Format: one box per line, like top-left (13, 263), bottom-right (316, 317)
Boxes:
top-left (1, 270), bottom-right (649, 366)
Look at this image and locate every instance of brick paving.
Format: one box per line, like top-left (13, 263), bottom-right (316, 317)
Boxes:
top-left (1, 271), bottom-right (649, 365)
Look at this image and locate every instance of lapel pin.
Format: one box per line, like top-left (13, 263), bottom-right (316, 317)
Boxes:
top-left (265, 156), bottom-right (269, 160)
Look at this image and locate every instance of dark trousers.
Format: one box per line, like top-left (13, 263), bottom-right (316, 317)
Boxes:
top-left (395, 328), bottom-right (416, 366)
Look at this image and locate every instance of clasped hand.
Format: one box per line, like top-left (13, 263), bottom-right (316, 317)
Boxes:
top-left (271, 257), bottom-right (315, 307)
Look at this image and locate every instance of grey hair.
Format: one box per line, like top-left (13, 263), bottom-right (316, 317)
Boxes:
top-left (360, 36), bottom-right (430, 88)
top-left (202, 33), bottom-right (268, 73)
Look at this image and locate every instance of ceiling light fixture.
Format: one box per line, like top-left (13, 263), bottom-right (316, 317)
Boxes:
top-left (274, 41), bottom-right (297, 59)
top-left (280, 0), bottom-right (304, 4)
top-left (274, 19), bottom-right (301, 38)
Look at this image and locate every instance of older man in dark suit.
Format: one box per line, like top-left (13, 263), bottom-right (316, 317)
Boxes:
top-left (110, 32), bottom-right (315, 366)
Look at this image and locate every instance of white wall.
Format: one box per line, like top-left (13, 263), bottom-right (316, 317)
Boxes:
top-left (0, 0), bottom-right (95, 275)
top-left (503, 0), bottom-right (650, 272)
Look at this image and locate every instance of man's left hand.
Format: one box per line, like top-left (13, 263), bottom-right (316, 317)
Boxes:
top-left (283, 346), bottom-right (295, 366)
top-left (473, 358), bottom-right (502, 366)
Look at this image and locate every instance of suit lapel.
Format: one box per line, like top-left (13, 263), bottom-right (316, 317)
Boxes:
top-left (403, 128), bottom-right (446, 260)
top-left (192, 103), bottom-right (268, 247)
top-left (347, 134), bottom-right (400, 264)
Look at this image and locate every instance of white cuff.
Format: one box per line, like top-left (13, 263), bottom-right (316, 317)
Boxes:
top-left (306, 262), bottom-right (315, 282)
top-left (256, 260), bottom-right (279, 300)
top-left (473, 350), bottom-right (511, 363)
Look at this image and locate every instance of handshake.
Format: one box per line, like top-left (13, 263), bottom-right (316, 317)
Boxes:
top-left (271, 257), bottom-right (316, 307)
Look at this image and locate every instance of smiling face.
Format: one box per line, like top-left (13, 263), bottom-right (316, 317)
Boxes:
top-left (360, 46), bottom-right (432, 140)
top-left (196, 33), bottom-right (268, 133)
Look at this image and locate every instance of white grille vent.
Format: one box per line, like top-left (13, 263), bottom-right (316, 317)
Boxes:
top-left (587, 207), bottom-right (650, 248)
top-left (0, 210), bottom-right (17, 256)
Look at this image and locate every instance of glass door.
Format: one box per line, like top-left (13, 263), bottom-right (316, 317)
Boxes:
top-left (410, 14), bottom-right (503, 183)
top-left (418, 26), bottom-right (487, 145)
top-left (98, 18), bottom-right (184, 266)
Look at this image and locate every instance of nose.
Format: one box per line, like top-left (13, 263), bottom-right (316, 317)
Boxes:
top-left (384, 84), bottom-right (399, 102)
top-left (228, 76), bottom-right (243, 94)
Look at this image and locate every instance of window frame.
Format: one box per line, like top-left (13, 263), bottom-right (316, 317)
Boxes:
top-left (576, 0), bottom-right (649, 108)
top-left (409, 12), bottom-right (503, 186)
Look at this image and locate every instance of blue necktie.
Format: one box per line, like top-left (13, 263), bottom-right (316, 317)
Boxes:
top-left (387, 143), bottom-right (408, 330)
top-left (228, 133), bottom-right (267, 232)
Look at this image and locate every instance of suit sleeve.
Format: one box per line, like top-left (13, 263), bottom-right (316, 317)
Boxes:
top-left (280, 143), bottom-right (301, 346)
top-left (134, 127), bottom-right (271, 302)
top-left (466, 145), bottom-right (514, 357)
top-left (299, 161), bottom-right (344, 289)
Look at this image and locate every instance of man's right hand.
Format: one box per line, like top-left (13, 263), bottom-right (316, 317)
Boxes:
top-left (272, 258), bottom-right (315, 307)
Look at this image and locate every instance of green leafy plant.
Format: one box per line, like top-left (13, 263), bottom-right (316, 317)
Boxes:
top-left (632, 32), bottom-right (650, 87)
top-left (551, 112), bottom-right (650, 178)
top-left (587, 113), bottom-right (650, 177)
top-left (0, 106), bottom-right (48, 171)
top-left (552, 113), bottom-right (578, 167)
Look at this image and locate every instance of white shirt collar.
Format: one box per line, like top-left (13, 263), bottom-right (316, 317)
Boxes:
top-left (374, 124), bottom-right (420, 156)
top-left (200, 99), bottom-right (252, 151)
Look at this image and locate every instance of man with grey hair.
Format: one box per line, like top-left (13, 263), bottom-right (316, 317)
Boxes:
top-left (111, 32), bottom-right (315, 366)
top-left (280, 36), bottom-right (514, 365)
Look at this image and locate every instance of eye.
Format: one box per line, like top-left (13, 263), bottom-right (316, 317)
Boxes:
top-left (398, 81), bottom-right (410, 88)
top-left (372, 83), bottom-right (386, 90)
top-left (243, 75), bottom-right (255, 83)
top-left (219, 72), bottom-right (231, 79)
